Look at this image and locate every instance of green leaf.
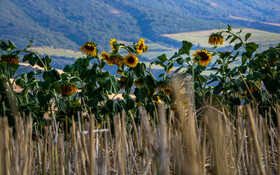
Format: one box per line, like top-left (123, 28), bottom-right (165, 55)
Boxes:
top-left (104, 76), bottom-right (120, 94)
top-left (30, 56), bottom-right (38, 66)
top-left (227, 24), bottom-right (232, 31)
top-left (52, 81), bottom-right (60, 92)
top-left (178, 41), bottom-right (193, 55)
top-left (194, 65), bottom-right (206, 76)
top-left (43, 69), bottom-right (61, 83)
top-left (236, 29), bottom-right (242, 34)
top-left (8, 40), bottom-right (16, 51)
top-left (125, 96), bottom-right (135, 110)
top-left (133, 63), bottom-right (146, 78)
top-left (126, 46), bottom-right (134, 53)
top-left (176, 57), bottom-right (184, 65)
top-left (134, 87), bottom-right (148, 103)
top-left (38, 81), bottom-right (51, 91)
top-left (55, 99), bottom-right (68, 114)
top-left (0, 39), bottom-right (9, 51)
top-left (245, 42), bottom-right (259, 54)
top-left (225, 35), bottom-right (232, 41)
top-left (125, 74), bottom-right (134, 94)
top-left (106, 100), bottom-right (116, 113)
top-left (199, 75), bottom-right (207, 83)
top-left (245, 33), bottom-right (251, 41)
top-left (63, 65), bottom-right (71, 73)
top-left (229, 36), bottom-right (238, 44)
top-left (23, 53), bottom-right (33, 62)
top-left (241, 54), bottom-right (248, 65)
top-left (234, 43), bottom-right (242, 50)
top-left (263, 76), bottom-right (279, 94)
top-left (144, 75), bottom-right (157, 92)
top-left (157, 54), bottom-right (167, 63)
top-left (87, 99), bottom-right (98, 108)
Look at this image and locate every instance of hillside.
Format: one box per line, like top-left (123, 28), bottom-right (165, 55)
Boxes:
top-left (1, 0), bottom-right (279, 51)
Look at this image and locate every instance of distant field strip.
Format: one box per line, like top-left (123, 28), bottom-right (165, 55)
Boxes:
top-left (162, 28), bottom-right (280, 49)
top-left (31, 41), bottom-right (179, 62)
top-left (31, 47), bottom-right (83, 58)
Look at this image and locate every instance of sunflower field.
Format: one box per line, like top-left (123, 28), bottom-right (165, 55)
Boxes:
top-left (0, 25), bottom-right (280, 128)
top-left (1, 24), bottom-right (280, 174)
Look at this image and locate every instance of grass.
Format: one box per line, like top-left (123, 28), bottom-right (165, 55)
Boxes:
top-left (1, 80), bottom-right (280, 174)
top-left (162, 28), bottom-right (280, 50)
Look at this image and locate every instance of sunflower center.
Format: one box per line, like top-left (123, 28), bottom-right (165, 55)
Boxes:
top-left (139, 44), bottom-right (144, 51)
top-left (105, 55), bottom-right (109, 60)
top-left (197, 52), bottom-right (209, 61)
top-left (85, 44), bottom-right (95, 51)
top-left (127, 56), bottom-right (135, 64)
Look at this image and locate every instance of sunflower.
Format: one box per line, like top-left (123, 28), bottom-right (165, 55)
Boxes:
top-left (59, 84), bottom-right (77, 96)
top-left (157, 82), bottom-right (164, 90)
top-left (113, 56), bottom-right (123, 67)
top-left (110, 38), bottom-right (117, 51)
top-left (133, 79), bottom-right (143, 87)
top-left (208, 33), bottom-right (223, 45)
top-left (163, 84), bottom-right (172, 95)
top-left (1, 55), bottom-right (19, 65)
top-left (116, 69), bottom-right (123, 74)
top-left (101, 51), bottom-right (115, 66)
top-left (245, 82), bottom-right (261, 95)
top-left (120, 77), bottom-right (126, 88)
top-left (124, 54), bottom-right (139, 68)
top-left (268, 57), bottom-right (280, 66)
top-left (192, 49), bottom-right (212, 66)
top-left (101, 51), bottom-right (110, 62)
top-left (136, 38), bottom-right (146, 55)
top-left (237, 93), bottom-right (243, 99)
top-left (170, 104), bottom-right (178, 111)
top-left (135, 102), bottom-right (142, 106)
top-left (143, 46), bottom-right (149, 52)
top-left (168, 67), bottom-right (173, 74)
top-left (152, 93), bottom-right (160, 103)
top-left (80, 41), bottom-right (97, 57)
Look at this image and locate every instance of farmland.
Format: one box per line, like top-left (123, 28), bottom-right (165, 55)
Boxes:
top-left (162, 28), bottom-right (280, 50)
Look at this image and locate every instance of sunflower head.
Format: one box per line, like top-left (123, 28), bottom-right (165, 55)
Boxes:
top-left (133, 78), bottom-right (144, 87)
top-left (110, 38), bottom-right (117, 51)
top-left (136, 38), bottom-right (146, 55)
top-left (113, 56), bottom-right (123, 67)
top-left (152, 93), bottom-right (161, 103)
top-left (237, 93), bottom-right (243, 99)
top-left (163, 84), bottom-right (172, 95)
top-left (157, 82), bottom-right (165, 91)
top-left (101, 51), bottom-right (110, 62)
top-left (208, 33), bottom-right (223, 45)
top-left (168, 67), bottom-right (173, 74)
top-left (143, 46), bottom-right (149, 52)
top-left (192, 49), bottom-right (212, 66)
top-left (116, 69), bottom-right (123, 74)
top-left (170, 104), bottom-right (178, 112)
top-left (268, 57), bottom-right (280, 66)
top-left (245, 82), bottom-right (261, 94)
top-left (135, 102), bottom-right (142, 106)
top-left (1, 55), bottom-right (19, 65)
top-left (59, 83), bottom-right (77, 97)
top-left (80, 41), bottom-right (97, 57)
top-left (120, 77), bottom-right (126, 88)
top-left (124, 54), bottom-right (138, 68)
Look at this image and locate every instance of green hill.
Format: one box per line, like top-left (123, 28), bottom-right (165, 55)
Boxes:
top-left (1, 0), bottom-right (279, 51)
